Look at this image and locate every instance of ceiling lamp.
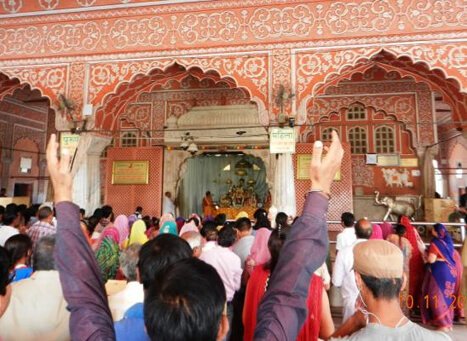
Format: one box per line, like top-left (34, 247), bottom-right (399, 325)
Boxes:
top-left (187, 142), bottom-right (198, 155)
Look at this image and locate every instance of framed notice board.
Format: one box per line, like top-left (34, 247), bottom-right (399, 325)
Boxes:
top-left (112, 161), bottom-right (149, 185)
top-left (296, 154), bottom-right (341, 181)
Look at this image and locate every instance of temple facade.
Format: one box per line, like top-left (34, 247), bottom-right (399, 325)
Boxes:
top-left (0, 0), bottom-right (465, 223)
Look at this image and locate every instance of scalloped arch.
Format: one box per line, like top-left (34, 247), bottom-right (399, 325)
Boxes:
top-left (0, 72), bottom-right (54, 108)
top-left (94, 62), bottom-right (262, 131)
top-left (299, 48), bottom-right (466, 128)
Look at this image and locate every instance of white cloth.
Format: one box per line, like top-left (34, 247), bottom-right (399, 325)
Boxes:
top-left (0, 225), bottom-right (19, 246)
top-left (108, 281), bottom-right (144, 321)
top-left (162, 196), bottom-right (175, 216)
top-left (314, 263), bottom-right (331, 287)
top-left (272, 153), bottom-right (296, 217)
top-left (0, 271), bottom-right (70, 341)
top-left (200, 241), bottom-right (242, 302)
top-left (232, 235), bottom-right (255, 269)
top-left (330, 321), bottom-right (451, 341)
top-left (336, 228), bottom-right (357, 252)
top-left (332, 239), bottom-right (366, 322)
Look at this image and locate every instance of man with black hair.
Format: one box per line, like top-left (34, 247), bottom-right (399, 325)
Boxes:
top-left (114, 234), bottom-right (192, 340)
top-left (233, 216), bottom-right (254, 269)
top-left (145, 257), bottom-right (229, 341)
top-left (336, 212), bottom-right (356, 252)
top-left (27, 206), bottom-right (55, 246)
top-left (330, 240), bottom-right (450, 340)
top-left (333, 218), bottom-right (372, 322)
top-left (0, 235), bottom-right (70, 340)
top-left (0, 209), bottom-right (19, 247)
top-left (135, 206), bottom-right (143, 219)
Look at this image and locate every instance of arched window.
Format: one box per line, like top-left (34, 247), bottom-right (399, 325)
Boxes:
top-left (375, 126), bottom-right (395, 153)
top-left (348, 127), bottom-right (367, 154)
top-left (321, 127), bottom-right (337, 141)
top-left (347, 103), bottom-right (366, 120)
top-left (121, 132), bottom-right (137, 147)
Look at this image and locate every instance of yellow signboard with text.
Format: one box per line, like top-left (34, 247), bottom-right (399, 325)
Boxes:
top-left (297, 154), bottom-right (341, 181)
top-left (112, 161), bottom-right (149, 185)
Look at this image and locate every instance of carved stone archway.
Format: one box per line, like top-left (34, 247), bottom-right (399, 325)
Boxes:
top-left (295, 44), bottom-right (467, 129)
top-left (90, 56), bottom-right (270, 128)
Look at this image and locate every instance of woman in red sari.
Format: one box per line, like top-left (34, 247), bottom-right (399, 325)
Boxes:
top-left (400, 215), bottom-right (425, 314)
top-left (243, 227), bottom-right (334, 341)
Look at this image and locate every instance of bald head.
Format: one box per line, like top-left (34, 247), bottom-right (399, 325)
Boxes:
top-left (355, 219), bottom-right (372, 239)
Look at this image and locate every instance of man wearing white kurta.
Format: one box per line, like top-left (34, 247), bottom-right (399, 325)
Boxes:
top-left (335, 212), bottom-right (356, 252)
top-left (162, 191), bottom-right (175, 216)
top-left (332, 219), bottom-right (372, 322)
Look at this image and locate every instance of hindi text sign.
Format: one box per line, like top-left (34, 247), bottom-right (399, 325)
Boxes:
top-left (60, 133), bottom-right (80, 157)
top-left (112, 161), bottom-right (149, 185)
top-left (270, 127), bottom-right (296, 154)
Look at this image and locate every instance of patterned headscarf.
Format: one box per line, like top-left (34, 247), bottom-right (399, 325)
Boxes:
top-left (114, 215), bottom-right (129, 244)
top-left (95, 238), bottom-right (120, 282)
top-left (160, 221), bottom-right (178, 236)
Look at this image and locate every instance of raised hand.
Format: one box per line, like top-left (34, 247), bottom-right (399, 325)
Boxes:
top-left (309, 130), bottom-right (344, 196)
top-left (46, 134), bottom-right (73, 203)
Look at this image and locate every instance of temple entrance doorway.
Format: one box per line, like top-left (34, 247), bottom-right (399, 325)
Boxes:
top-left (178, 153), bottom-right (269, 218)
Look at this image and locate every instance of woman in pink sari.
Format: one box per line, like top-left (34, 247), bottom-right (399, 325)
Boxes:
top-left (245, 228), bottom-right (272, 277)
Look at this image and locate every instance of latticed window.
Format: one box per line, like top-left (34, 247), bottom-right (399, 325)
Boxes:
top-left (375, 126), bottom-right (395, 153)
top-left (347, 104), bottom-right (366, 120)
top-left (121, 132), bottom-right (137, 147)
top-left (321, 127), bottom-right (337, 141)
top-left (348, 127), bottom-right (367, 154)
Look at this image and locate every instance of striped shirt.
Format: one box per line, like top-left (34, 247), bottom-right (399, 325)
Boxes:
top-left (27, 220), bottom-right (56, 245)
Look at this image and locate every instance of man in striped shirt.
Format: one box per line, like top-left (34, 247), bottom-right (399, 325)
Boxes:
top-left (28, 206), bottom-right (55, 246)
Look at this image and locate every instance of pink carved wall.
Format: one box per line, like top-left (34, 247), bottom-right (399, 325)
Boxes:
top-left (294, 143), bottom-right (353, 229)
top-left (105, 147), bottom-right (164, 217)
top-left (304, 66), bottom-right (430, 196)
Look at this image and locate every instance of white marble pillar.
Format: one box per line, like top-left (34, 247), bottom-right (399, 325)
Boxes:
top-left (272, 153), bottom-right (296, 217)
top-left (70, 133), bottom-right (111, 213)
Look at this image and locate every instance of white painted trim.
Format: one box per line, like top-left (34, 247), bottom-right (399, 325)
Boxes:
top-left (0, 0), bottom-right (213, 19)
top-left (0, 33), bottom-right (464, 67)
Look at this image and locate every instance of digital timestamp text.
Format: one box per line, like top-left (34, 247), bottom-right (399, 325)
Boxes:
top-left (399, 294), bottom-right (465, 310)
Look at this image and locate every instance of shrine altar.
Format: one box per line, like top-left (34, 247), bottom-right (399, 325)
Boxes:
top-left (217, 206), bottom-right (258, 220)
